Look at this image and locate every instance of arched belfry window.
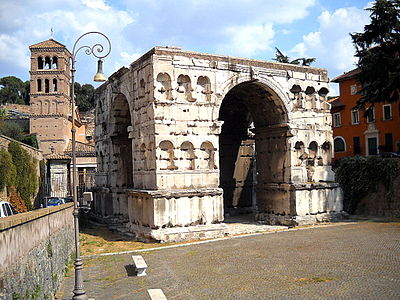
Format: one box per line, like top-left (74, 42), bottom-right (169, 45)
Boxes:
top-left (38, 57), bottom-right (44, 70)
top-left (44, 57), bottom-right (51, 69)
top-left (45, 79), bottom-right (50, 93)
top-left (37, 79), bottom-right (42, 92)
top-left (52, 56), bottom-right (58, 69)
top-left (52, 79), bottom-right (57, 92)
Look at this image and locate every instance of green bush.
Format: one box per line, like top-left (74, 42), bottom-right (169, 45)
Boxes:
top-left (333, 156), bottom-right (399, 213)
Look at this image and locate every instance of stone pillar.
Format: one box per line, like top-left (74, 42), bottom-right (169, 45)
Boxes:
top-left (48, 159), bottom-right (70, 198)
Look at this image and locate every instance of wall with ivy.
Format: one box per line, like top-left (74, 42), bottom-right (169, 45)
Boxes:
top-left (0, 136), bottom-right (43, 211)
top-left (333, 156), bottom-right (400, 216)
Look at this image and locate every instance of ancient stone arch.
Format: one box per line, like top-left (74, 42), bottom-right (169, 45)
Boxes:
top-left (94, 47), bottom-right (343, 240)
top-left (107, 92), bottom-right (134, 213)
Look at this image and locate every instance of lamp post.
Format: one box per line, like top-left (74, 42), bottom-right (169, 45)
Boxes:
top-left (70, 31), bottom-right (111, 300)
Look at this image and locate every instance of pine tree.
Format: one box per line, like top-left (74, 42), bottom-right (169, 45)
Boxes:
top-left (273, 47), bottom-right (316, 66)
top-left (351, 0), bottom-right (400, 108)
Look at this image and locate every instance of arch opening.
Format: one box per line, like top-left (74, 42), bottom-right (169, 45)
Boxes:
top-left (110, 93), bottom-right (133, 188)
top-left (218, 81), bottom-right (289, 214)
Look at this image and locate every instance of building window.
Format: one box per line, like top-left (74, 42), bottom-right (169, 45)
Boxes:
top-left (44, 56), bottom-right (51, 69)
top-left (52, 56), bottom-right (58, 69)
top-left (385, 133), bottom-right (393, 152)
top-left (383, 104), bottom-right (392, 120)
top-left (366, 107), bottom-right (375, 123)
top-left (353, 136), bottom-right (361, 155)
top-left (37, 79), bottom-right (42, 92)
top-left (351, 110), bottom-right (359, 125)
top-left (334, 137), bottom-right (346, 152)
top-left (37, 57), bottom-right (44, 70)
top-left (350, 84), bottom-right (357, 95)
top-left (333, 112), bottom-right (341, 127)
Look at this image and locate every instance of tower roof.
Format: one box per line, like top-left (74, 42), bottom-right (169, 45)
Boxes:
top-left (29, 38), bottom-right (69, 52)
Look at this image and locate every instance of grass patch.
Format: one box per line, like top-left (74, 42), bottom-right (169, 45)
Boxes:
top-left (295, 276), bottom-right (337, 284)
top-left (186, 249), bottom-right (198, 256)
top-left (79, 224), bottom-right (164, 256)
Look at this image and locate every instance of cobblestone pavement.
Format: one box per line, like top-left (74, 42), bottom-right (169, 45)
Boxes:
top-left (59, 221), bottom-right (400, 300)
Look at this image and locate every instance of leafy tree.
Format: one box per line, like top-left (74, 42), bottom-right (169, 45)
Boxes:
top-left (273, 48), bottom-right (290, 63)
top-left (0, 121), bottom-right (24, 141)
top-left (23, 80), bottom-right (30, 104)
top-left (0, 108), bottom-right (7, 119)
top-left (20, 134), bottom-right (38, 149)
top-left (273, 47), bottom-right (316, 66)
top-left (351, 0), bottom-right (400, 108)
top-left (0, 120), bottom-right (38, 148)
top-left (0, 76), bottom-right (26, 105)
top-left (74, 82), bottom-right (95, 112)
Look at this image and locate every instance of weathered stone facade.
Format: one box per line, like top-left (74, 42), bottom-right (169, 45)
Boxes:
top-left (94, 47), bottom-right (343, 240)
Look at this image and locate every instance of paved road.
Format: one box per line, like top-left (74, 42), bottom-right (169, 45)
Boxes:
top-left (59, 221), bottom-right (400, 299)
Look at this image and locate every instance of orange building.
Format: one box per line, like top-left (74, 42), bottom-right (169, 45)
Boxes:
top-left (331, 68), bottom-right (400, 160)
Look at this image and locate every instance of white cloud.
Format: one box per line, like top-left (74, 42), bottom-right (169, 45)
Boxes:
top-left (113, 51), bottom-right (141, 71)
top-left (291, 7), bottom-right (370, 78)
top-left (82, 0), bottom-right (110, 10)
top-left (121, 0), bottom-right (317, 59)
top-left (0, 0), bottom-right (134, 83)
top-left (219, 24), bottom-right (275, 57)
top-left (0, 34), bottom-right (29, 70)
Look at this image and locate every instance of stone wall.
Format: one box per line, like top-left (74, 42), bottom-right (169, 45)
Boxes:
top-left (0, 203), bottom-right (74, 300)
top-left (356, 174), bottom-right (400, 217)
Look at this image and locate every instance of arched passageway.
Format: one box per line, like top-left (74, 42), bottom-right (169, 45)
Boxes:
top-left (219, 81), bottom-right (290, 215)
top-left (110, 93), bottom-right (133, 188)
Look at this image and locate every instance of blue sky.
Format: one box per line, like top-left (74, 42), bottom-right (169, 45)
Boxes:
top-left (0, 0), bottom-right (372, 95)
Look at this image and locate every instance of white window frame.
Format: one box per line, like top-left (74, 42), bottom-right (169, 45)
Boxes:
top-left (333, 112), bottom-right (341, 127)
top-left (366, 107), bottom-right (375, 123)
top-left (351, 110), bottom-right (359, 125)
top-left (350, 84), bottom-right (357, 95)
top-left (334, 136), bottom-right (346, 153)
top-left (383, 104), bottom-right (392, 120)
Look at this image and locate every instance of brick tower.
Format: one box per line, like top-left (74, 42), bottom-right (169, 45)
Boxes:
top-left (29, 39), bottom-right (72, 156)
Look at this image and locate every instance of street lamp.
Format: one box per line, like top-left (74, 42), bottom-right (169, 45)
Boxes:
top-left (70, 31), bottom-right (111, 300)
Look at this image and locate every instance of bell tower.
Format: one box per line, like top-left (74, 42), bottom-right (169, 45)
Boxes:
top-left (29, 39), bottom-right (72, 156)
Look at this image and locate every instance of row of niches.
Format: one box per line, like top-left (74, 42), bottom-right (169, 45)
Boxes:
top-left (33, 99), bottom-right (64, 115)
top-left (293, 141), bottom-right (332, 167)
top-left (289, 85), bottom-right (330, 110)
top-left (135, 140), bottom-right (217, 171)
top-left (136, 73), bottom-right (213, 102)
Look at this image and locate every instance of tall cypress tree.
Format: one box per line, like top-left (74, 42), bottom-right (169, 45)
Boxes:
top-left (351, 0), bottom-right (400, 108)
